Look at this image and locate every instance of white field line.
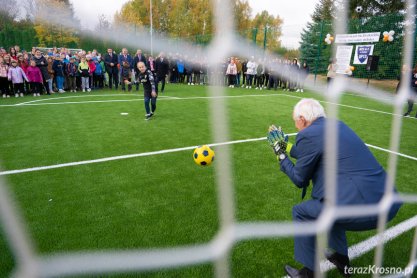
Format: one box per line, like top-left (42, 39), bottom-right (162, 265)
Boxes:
top-left (1, 93), bottom-right (416, 121)
top-left (320, 215), bottom-right (417, 273)
top-left (0, 95), bottom-right (175, 107)
top-left (0, 134), bottom-right (416, 176)
top-left (14, 94), bottom-right (143, 106)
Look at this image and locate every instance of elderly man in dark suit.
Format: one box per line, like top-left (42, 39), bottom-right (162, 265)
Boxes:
top-left (132, 49), bottom-right (147, 91)
top-left (155, 52), bottom-right (169, 93)
top-left (104, 48), bottom-right (119, 90)
top-left (267, 98), bottom-right (402, 278)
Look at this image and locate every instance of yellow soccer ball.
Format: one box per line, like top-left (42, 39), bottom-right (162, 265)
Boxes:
top-left (193, 145), bottom-right (215, 166)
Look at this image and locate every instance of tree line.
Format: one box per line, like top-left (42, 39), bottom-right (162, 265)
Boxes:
top-left (0, 0), bottom-right (286, 54)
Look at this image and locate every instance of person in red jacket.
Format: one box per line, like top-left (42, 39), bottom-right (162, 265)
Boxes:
top-left (87, 55), bottom-right (96, 90)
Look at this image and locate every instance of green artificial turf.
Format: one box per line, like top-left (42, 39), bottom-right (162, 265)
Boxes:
top-left (0, 85), bottom-right (416, 277)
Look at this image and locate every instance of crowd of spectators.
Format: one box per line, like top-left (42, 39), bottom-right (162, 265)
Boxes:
top-left (0, 44), bottom-right (310, 98)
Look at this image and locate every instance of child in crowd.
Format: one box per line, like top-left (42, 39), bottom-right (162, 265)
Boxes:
top-left (17, 54), bottom-right (29, 94)
top-left (0, 56), bottom-right (10, 98)
top-left (26, 60), bottom-right (43, 96)
top-left (8, 59), bottom-right (28, 97)
top-left (53, 54), bottom-right (66, 93)
top-left (98, 56), bottom-right (107, 87)
top-left (86, 55), bottom-right (96, 90)
top-left (94, 57), bottom-right (104, 89)
top-left (121, 61), bottom-right (132, 91)
top-left (78, 57), bottom-right (90, 92)
top-left (66, 57), bottom-right (77, 92)
top-left (47, 56), bottom-right (55, 93)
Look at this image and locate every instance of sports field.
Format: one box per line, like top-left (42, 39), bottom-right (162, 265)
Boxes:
top-left (0, 84), bottom-right (416, 277)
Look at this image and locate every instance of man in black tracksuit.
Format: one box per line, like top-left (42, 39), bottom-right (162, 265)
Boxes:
top-left (137, 61), bottom-right (157, 120)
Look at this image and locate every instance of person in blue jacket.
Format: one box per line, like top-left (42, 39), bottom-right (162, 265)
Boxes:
top-left (267, 98), bottom-right (402, 278)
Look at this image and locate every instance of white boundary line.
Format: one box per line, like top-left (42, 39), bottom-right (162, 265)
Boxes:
top-left (0, 94), bottom-right (175, 107)
top-left (1, 134), bottom-right (416, 176)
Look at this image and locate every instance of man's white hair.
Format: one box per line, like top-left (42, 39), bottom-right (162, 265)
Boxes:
top-left (293, 98), bottom-right (326, 122)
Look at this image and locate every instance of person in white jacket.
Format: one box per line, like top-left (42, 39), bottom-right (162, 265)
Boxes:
top-left (226, 57), bottom-right (237, 88)
top-left (245, 56), bottom-right (256, 89)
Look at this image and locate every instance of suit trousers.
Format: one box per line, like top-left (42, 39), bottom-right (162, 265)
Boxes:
top-left (292, 199), bottom-right (401, 270)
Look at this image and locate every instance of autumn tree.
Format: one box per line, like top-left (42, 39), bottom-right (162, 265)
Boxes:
top-left (114, 0), bottom-right (282, 50)
top-left (33, 0), bottom-right (80, 47)
top-left (250, 10), bottom-right (282, 49)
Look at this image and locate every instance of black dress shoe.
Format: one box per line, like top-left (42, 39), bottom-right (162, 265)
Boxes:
top-left (284, 265), bottom-right (314, 278)
top-left (325, 251), bottom-right (351, 277)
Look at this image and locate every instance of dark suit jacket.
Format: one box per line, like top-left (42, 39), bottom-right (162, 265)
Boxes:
top-left (104, 53), bottom-right (119, 73)
top-left (280, 117), bottom-right (393, 205)
top-left (155, 58), bottom-right (169, 79)
top-left (132, 54), bottom-right (148, 75)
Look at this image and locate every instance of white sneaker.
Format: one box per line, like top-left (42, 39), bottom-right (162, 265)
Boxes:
top-left (87, 88), bottom-right (91, 92)
top-left (301, 89), bottom-right (304, 92)
top-left (59, 89), bottom-right (64, 93)
top-left (296, 89), bottom-right (300, 92)
top-left (33, 93), bottom-right (36, 97)
top-left (37, 93), bottom-right (41, 96)
top-left (20, 93), bottom-right (24, 97)
top-left (3, 94), bottom-right (6, 98)
top-left (82, 89), bottom-right (86, 92)
top-left (15, 93), bottom-right (19, 97)
top-left (260, 88), bottom-right (262, 91)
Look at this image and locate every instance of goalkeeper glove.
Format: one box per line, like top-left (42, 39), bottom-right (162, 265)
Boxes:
top-left (267, 125), bottom-right (291, 161)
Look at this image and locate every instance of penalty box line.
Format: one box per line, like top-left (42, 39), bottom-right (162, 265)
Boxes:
top-left (0, 134), bottom-right (416, 176)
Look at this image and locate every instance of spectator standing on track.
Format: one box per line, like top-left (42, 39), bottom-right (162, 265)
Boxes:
top-left (0, 56), bottom-right (10, 98)
top-left (104, 48), bottom-right (119, 90)
top-left (297, 62), bottom-right (309, 93)
top-left (246, 56), bottom-right (256, 89)
top-left (33, 49), bottom-right (51, 95)
top-left (78, 56), bottom-right (91, 92)
top-left (26, 59), bottom-right (43, 96)
top-left (155, 52), bottom-right (169, 93)
top-left (66, 57), bottom-right (78, 92)
top-left (226, 57), bottom-right (237, 88)
top-left (402, 64), bottom-right (417, 118)
top-left (8, 59), bottom-right (28, 97)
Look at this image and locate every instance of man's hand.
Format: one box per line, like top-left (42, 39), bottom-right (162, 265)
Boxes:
top-left (267, 125), bottom-right (289, 159)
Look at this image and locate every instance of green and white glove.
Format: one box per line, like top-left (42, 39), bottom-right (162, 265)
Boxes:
top-left (267, 125), bottom-right (292, 161)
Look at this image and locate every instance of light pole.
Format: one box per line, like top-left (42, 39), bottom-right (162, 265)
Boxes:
top-left (150, 0), bottom-right (153, 56)
top-left (263, 25), bottom-right (268, 51)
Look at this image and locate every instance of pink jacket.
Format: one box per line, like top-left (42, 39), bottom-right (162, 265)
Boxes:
top-left (26, 65), bottom-right (43, 83)
top-left (226, 63), bottom-right (237, 75)
top-left (8, 66), bottom-right (28, 84)
top-left (0, 63), bottom-right (8, 78)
